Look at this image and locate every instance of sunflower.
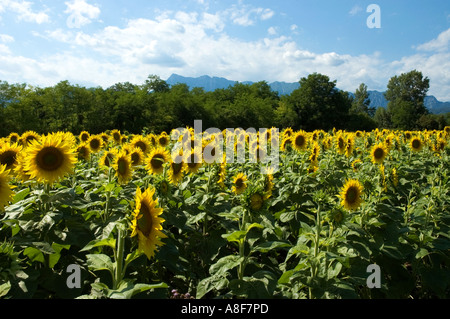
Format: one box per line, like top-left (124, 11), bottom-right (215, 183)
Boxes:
top-left (280, 136), bottom-right (292, 152)
top-left (110, 129), bottom-right (122, 144)
top-left (147, 133), bottom-right (158, 148)
top-left (410, 136), bottom-right (423, 152)
top-left (129, 147), bottom-right (145, 166)
top-left (351, 159), bottom-right (362, 171)
top-left (168, 151), bottom-right (185, 185)
top-left (292, 130), bottom-right (308, 151)
top-left (339, 179), bottom-right (363, 211)
top-left (336, 134), bottom-right (347, 154)
top-left (391, 167), bottom-right (399, 187)
top-left (79, 131), bottom-right (90, 143)
top-left (99, 149), bottom-right (118, 169)
top-left (249, 192), bottom-right (264, 211)
top-left (8, 133), bottom-right (20, 144)
top-left (24, 134), bottom-right (77, 184)
top-left (146, 147), bottom-right (170, 175)
top-left (370, 143), bottom-right (388, 164)
top-left (113, 150), bottom-right (133, 185)
top-left (282, 127), bottom-right (293, 139)
top-left (76, 143), bottom-right (91, 161)
top-left (184, 149), bottom-right (202, 175)
top-left (232, 172), bottom-right (248, 195)
top-left (404, 131), bottom-right (412, 141)
top-left (328, 207), bottom-right (347, 227)
top-left (21, 131), bottom-right (40, 147)
top-left (131, 187), bottom-right (167, 260)
top-left (13, 152), bottom-right (32, 182)
top-left (433, 138), bottom-right (447, 153)
top-left (263, 169), bottom-right (274, 199)
top-left (345, 135), bottom-right (355, 157)
top-left (217, 163), bottom-right (226, 189)
top-left (87, 135), bottom-right (103, 153)
top-left (309, 141), bottom-right (320, 165)
top-left (157, 133), bottom-right (170, 148)
top-left (0, 143), bottom-right (22, 171)
top-left (131, 135), bottom-right (151, 155)
top-left (0, 164), bottom-right (14, 211)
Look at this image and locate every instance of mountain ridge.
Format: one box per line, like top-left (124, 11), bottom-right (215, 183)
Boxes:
top-left (166, 73), bottom-right (450, 115)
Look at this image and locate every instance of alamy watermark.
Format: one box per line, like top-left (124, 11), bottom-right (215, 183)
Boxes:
top-left (170, 120), bottom-right (280, 174)
top-left (367, 4), bottom-right (381, 29)
top-left (366, 264), bottom-right (381, 288)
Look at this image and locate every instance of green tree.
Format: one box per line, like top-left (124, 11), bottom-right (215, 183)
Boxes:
top-left (351, 83), bottom-right (375, 117)
top-left (288, 73), bottom-right (351, 131)
top-left (374, 106), bottom-right (391, 128)
top-left (385, 70), bottom-right (430, 129)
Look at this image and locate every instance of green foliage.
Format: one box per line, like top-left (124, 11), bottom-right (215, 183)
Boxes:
top-left (385, 70), bottom-right (430, 129)
top-left (0, 70), bottom-right (444, 137)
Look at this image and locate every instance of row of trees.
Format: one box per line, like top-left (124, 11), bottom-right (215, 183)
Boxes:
top-left (1, 70), bottom-right (448, 137)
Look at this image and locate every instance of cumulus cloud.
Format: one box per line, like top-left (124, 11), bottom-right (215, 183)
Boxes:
top-left (0, 34), bottom-right (14, 43)
top-left (349, 5), bottom-right (363, 16)
top-left (227, 5), bottom-right (275, 26)
top-left (416, 28), bottom-right (450, 52)
top-left (25, 11), bottom-right (390, 93)
top-left (0, 0), bottom-right (49, 24)
top-left (65, 0), bottom-right (101, 28)
top-left (7, 6), bottom-right (450, 101)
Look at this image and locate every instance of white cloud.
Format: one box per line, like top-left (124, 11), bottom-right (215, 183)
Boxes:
top-left (228, 5), bottom-right (275, 26)
top-left (0, 0), bottom-right (50, 24)
top-left (25, 12), bottom-right (390, 94)
top-left (65, 0), bottom-right (101, 28)
top-left (0, 34), bottom-right (14, 43)
top-left (6, 8), bottom-right (450, 101)
top-left (349, 5), bottom-right (363, 16)
top-left (268, 26), bottom-right (277, 35)
top-left (416, 28), bottom-right (450, 52)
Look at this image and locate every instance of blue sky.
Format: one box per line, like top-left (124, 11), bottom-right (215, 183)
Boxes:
top-left (1, 0), bottom-right (450, 100)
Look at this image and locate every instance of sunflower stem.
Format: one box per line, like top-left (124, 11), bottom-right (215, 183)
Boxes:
top-left (309, 204), bottom-right (321, 299)
top-left (43, 182), bottom-right (51, 212)
top-left (113, 227), bottom-right (125, 290)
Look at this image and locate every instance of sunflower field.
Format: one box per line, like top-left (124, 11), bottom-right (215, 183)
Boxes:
top-left (0, 126), bottom-right (449, 299)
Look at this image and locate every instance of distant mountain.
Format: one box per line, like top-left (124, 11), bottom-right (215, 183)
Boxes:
top-left (166, 74), bottom-right (450, 115)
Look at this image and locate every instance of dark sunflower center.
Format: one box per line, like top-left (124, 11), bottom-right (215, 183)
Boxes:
top-left (374, 148), bottom-right (384, 159)
top-left (137, 203), bottom-right (153, 237)
top-left (235, 178), bottom-right (244, 188)
top-left (159, 136), bottom-right (168, 146)
top-left (412, 139), bottom-right (421, 149)
top-left (113, 133), bottom-right (121, 141)
top-left (37, 147), bottom-right (64, 171)
top-left (135, 141), bottom-right (147, 153)
top-left (104, 153), bottom-right (114, 167)
top-left (0, 151), bottom-right (17, 168)
top-left (81, 133), bottom-right (89, 142)
top-left (345, 187), bottom-right (358, 203)
top-left (151, 154), bottom-right (165, 169)
top-left (26, 136), bottom-right (37, 144)
top-left (338, 138), bottom-right (345, 149)
top-left (295, 135), bottom-right (305, 147)
top-left (172, 162), bottom-right (183, 175)
top-left (131, 152), bottom-right (141, 165)
top-left (90, 139), bottom-right (100, 150)
top-left (117, 158), bottom-right (128, 174)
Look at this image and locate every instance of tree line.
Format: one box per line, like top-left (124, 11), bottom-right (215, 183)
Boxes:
top-left (1, 70), bottom-right (449, 137)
